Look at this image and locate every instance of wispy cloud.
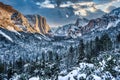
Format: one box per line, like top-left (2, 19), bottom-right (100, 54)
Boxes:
top-left (36, 0), bottom-right (55, 8)
top-left (95, 0), bottom-right (120, 12)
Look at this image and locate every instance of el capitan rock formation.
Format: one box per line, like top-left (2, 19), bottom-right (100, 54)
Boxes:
top-left (26, 15), bottom-right (50, 34)
top-left (0, 2), bottom-right (50, 34)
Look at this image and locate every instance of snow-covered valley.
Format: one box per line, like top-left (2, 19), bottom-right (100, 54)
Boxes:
top-left (0, 1), bottom-right (120, 80)
top-left (0, 18), bottom-right (120, 79)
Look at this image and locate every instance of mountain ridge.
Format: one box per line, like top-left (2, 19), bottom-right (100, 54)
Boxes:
top-left (0, 2), bottom-right (50, 34)
top-left (55, 7), bottom-right (120, 38)
top-left (26, 15), bottom-right (50, 34)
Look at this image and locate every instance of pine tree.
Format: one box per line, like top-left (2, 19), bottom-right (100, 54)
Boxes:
top-left (48, 51), bottom-right (53, 62)
top-left (67, 46), bottom-right (74, 68)
top-left (87, 40), bottom-right (96, 58)
top-left (16, 57), bottom-right (23, 70)
top-left (87, 39), bottom-right (100, 59)
top-left (100, 33), bottom-right (112, 51)
top-left (95, 36), bottom-right (100, 51)
top-left (78, 39), bottom-right (85, 63)
top-left (0, 62), bottom-right (4, 73)
top-left (7, 68), bottom-right (13, 79)
top-left (41, 52), bottom-right (45, 68)
top-left (116, 33), bottom-right (120, 48)
top-left (85, 41), bottom-right (91, 61)
top-left (117, 33), bottom-right (120, 42)
top-left (55, 53), bottom-right (60, 67)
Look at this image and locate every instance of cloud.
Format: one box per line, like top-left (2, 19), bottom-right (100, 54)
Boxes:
top-left (105, 6), bottom-right (116, 12)
top-left (95, 0), bottom-right (120, 12)
top-left (36, 0), bottom-right (55, 8)
top-left (69, 2), bottom-right (105, 19)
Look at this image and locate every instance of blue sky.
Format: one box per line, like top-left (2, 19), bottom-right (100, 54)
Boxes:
top-left (0, 0), bottom-right (119, 13)
top-left (0, 0), bottom-right (120, 27)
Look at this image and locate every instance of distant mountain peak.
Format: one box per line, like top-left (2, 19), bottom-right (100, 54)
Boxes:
top-left (109, 7), bottom-right (120, 16)
top-left (54, 7), bottom-right (120, 38)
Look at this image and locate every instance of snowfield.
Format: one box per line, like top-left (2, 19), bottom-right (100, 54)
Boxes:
top-left (29, 77), bottom-right (39, 80)
top-left (0, 30), bottom-right (13, 42)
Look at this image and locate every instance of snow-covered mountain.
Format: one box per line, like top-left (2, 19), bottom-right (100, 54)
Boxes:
top-left (54, 18), bottom-right (89, 38)
top-left (54, 7), bottom-right (120, 38)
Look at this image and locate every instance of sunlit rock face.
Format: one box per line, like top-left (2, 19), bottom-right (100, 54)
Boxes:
top-left (0, 2), bottom-right (22, 31)
top-left (0, 2), bottom-right (50, 34)
top-left (0, 2), bottom-right (36, 32)
top-left (26, 15), bottom-right (50, 34)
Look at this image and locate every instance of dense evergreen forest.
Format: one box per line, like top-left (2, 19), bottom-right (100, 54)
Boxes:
top-left (0, 32), bottom-right (120, 80)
